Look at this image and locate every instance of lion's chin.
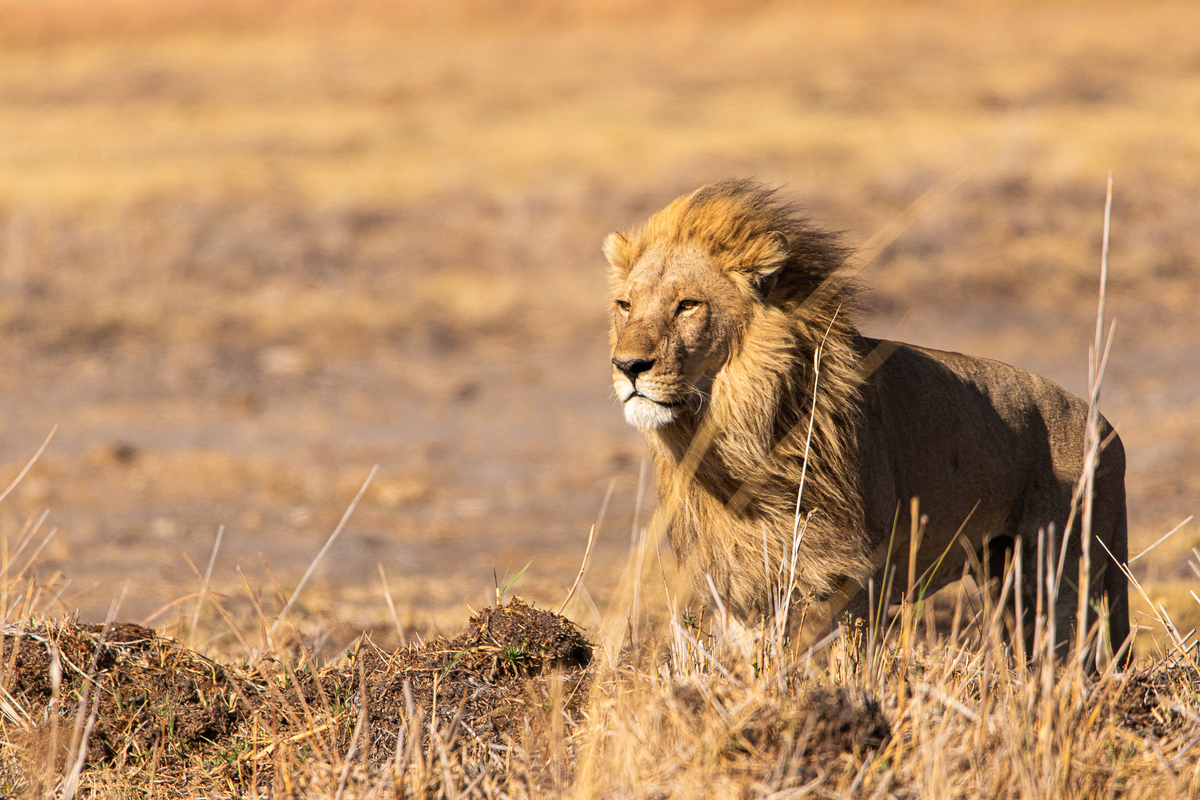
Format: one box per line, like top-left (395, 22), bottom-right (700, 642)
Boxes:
top-left (622, 395), bottom-right (680, 430)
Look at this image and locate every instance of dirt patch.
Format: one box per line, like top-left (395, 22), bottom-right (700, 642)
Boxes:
top-left (290, 597), bottom-right (594, 767)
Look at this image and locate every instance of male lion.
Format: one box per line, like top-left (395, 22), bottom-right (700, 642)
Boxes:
top-left (605, 179), bottom-right (1129, 660)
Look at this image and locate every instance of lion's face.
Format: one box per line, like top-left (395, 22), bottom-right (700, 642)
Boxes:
top-left (607, 242), bottom-right (755, 430)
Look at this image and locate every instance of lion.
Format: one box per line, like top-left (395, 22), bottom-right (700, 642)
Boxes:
top-left (604, 178), bottom-right (1129, 662)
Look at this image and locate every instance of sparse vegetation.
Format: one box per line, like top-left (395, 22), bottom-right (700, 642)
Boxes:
top-left (5, 525), bottom-right (1200, 797)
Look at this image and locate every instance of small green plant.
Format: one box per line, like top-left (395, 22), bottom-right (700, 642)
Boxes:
top-left (493, 560), bottom-right (533, 605)
top-left (441, 648), bottom-right (470, 678)
top-left (500, 640), bottom-right (531, 674)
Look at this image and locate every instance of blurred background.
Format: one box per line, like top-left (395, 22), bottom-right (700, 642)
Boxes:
top-left (1, 0), bottom-right (1197, 650)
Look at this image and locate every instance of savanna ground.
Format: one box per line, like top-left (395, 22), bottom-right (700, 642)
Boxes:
top-left (1, 0), bottom-right (1199, 796)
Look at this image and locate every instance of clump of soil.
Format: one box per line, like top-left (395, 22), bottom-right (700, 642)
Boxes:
top-left (0, 598), bottom-right (593, 796)
top-left (743, 687), bottom-right (890, 762)
top-left (295, 598), bottom-right (594, 767)
top-left (1, 620), bottom-right (255, 769)
top-left (1111, 664), bottom-right (1200, 739)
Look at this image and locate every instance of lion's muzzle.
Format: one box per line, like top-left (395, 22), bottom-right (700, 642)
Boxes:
top-left (612, 358), bottom-right (686, 430)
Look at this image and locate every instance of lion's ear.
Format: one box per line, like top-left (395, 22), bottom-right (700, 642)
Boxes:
top-left (748, 231), bottom-right (789, 295)
top-left (603, 232), bottom-right (632, 279)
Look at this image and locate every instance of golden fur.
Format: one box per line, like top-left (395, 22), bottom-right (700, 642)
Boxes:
top-left (605, 179), bottom-right (1129, 655)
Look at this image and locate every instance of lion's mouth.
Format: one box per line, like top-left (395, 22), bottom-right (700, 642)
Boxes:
top-left (624, 391), bottom-right (685, 409)
top-left (619, 387), bottom-right (689, 430)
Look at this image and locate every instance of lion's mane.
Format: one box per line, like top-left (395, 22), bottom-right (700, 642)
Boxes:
top-left (607, 180), bottom-right (877, 617)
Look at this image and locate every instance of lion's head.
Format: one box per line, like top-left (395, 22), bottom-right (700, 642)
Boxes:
top-left (605, 237), bottom-right (757, 430)
top-left (604, 179), bottom-right (849, 433)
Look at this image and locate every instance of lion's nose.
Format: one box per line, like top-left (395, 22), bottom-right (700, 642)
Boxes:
top-left (612, 357), bottom-right (655, 381)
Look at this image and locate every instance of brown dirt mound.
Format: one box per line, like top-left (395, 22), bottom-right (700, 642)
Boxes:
top-left (1, 620), bottom-right (255, 769)
top-left (666, 680), bottom-right (891, 787)
top-left (289, 598), bottom-right (594, 767)
top-left (1112, 664), bottom-right (1200, 739)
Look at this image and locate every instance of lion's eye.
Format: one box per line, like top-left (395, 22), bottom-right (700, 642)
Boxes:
top-left (677, 299), bottom-right (700, 313)
top-left (616, 300), bottom-right (631, 313)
